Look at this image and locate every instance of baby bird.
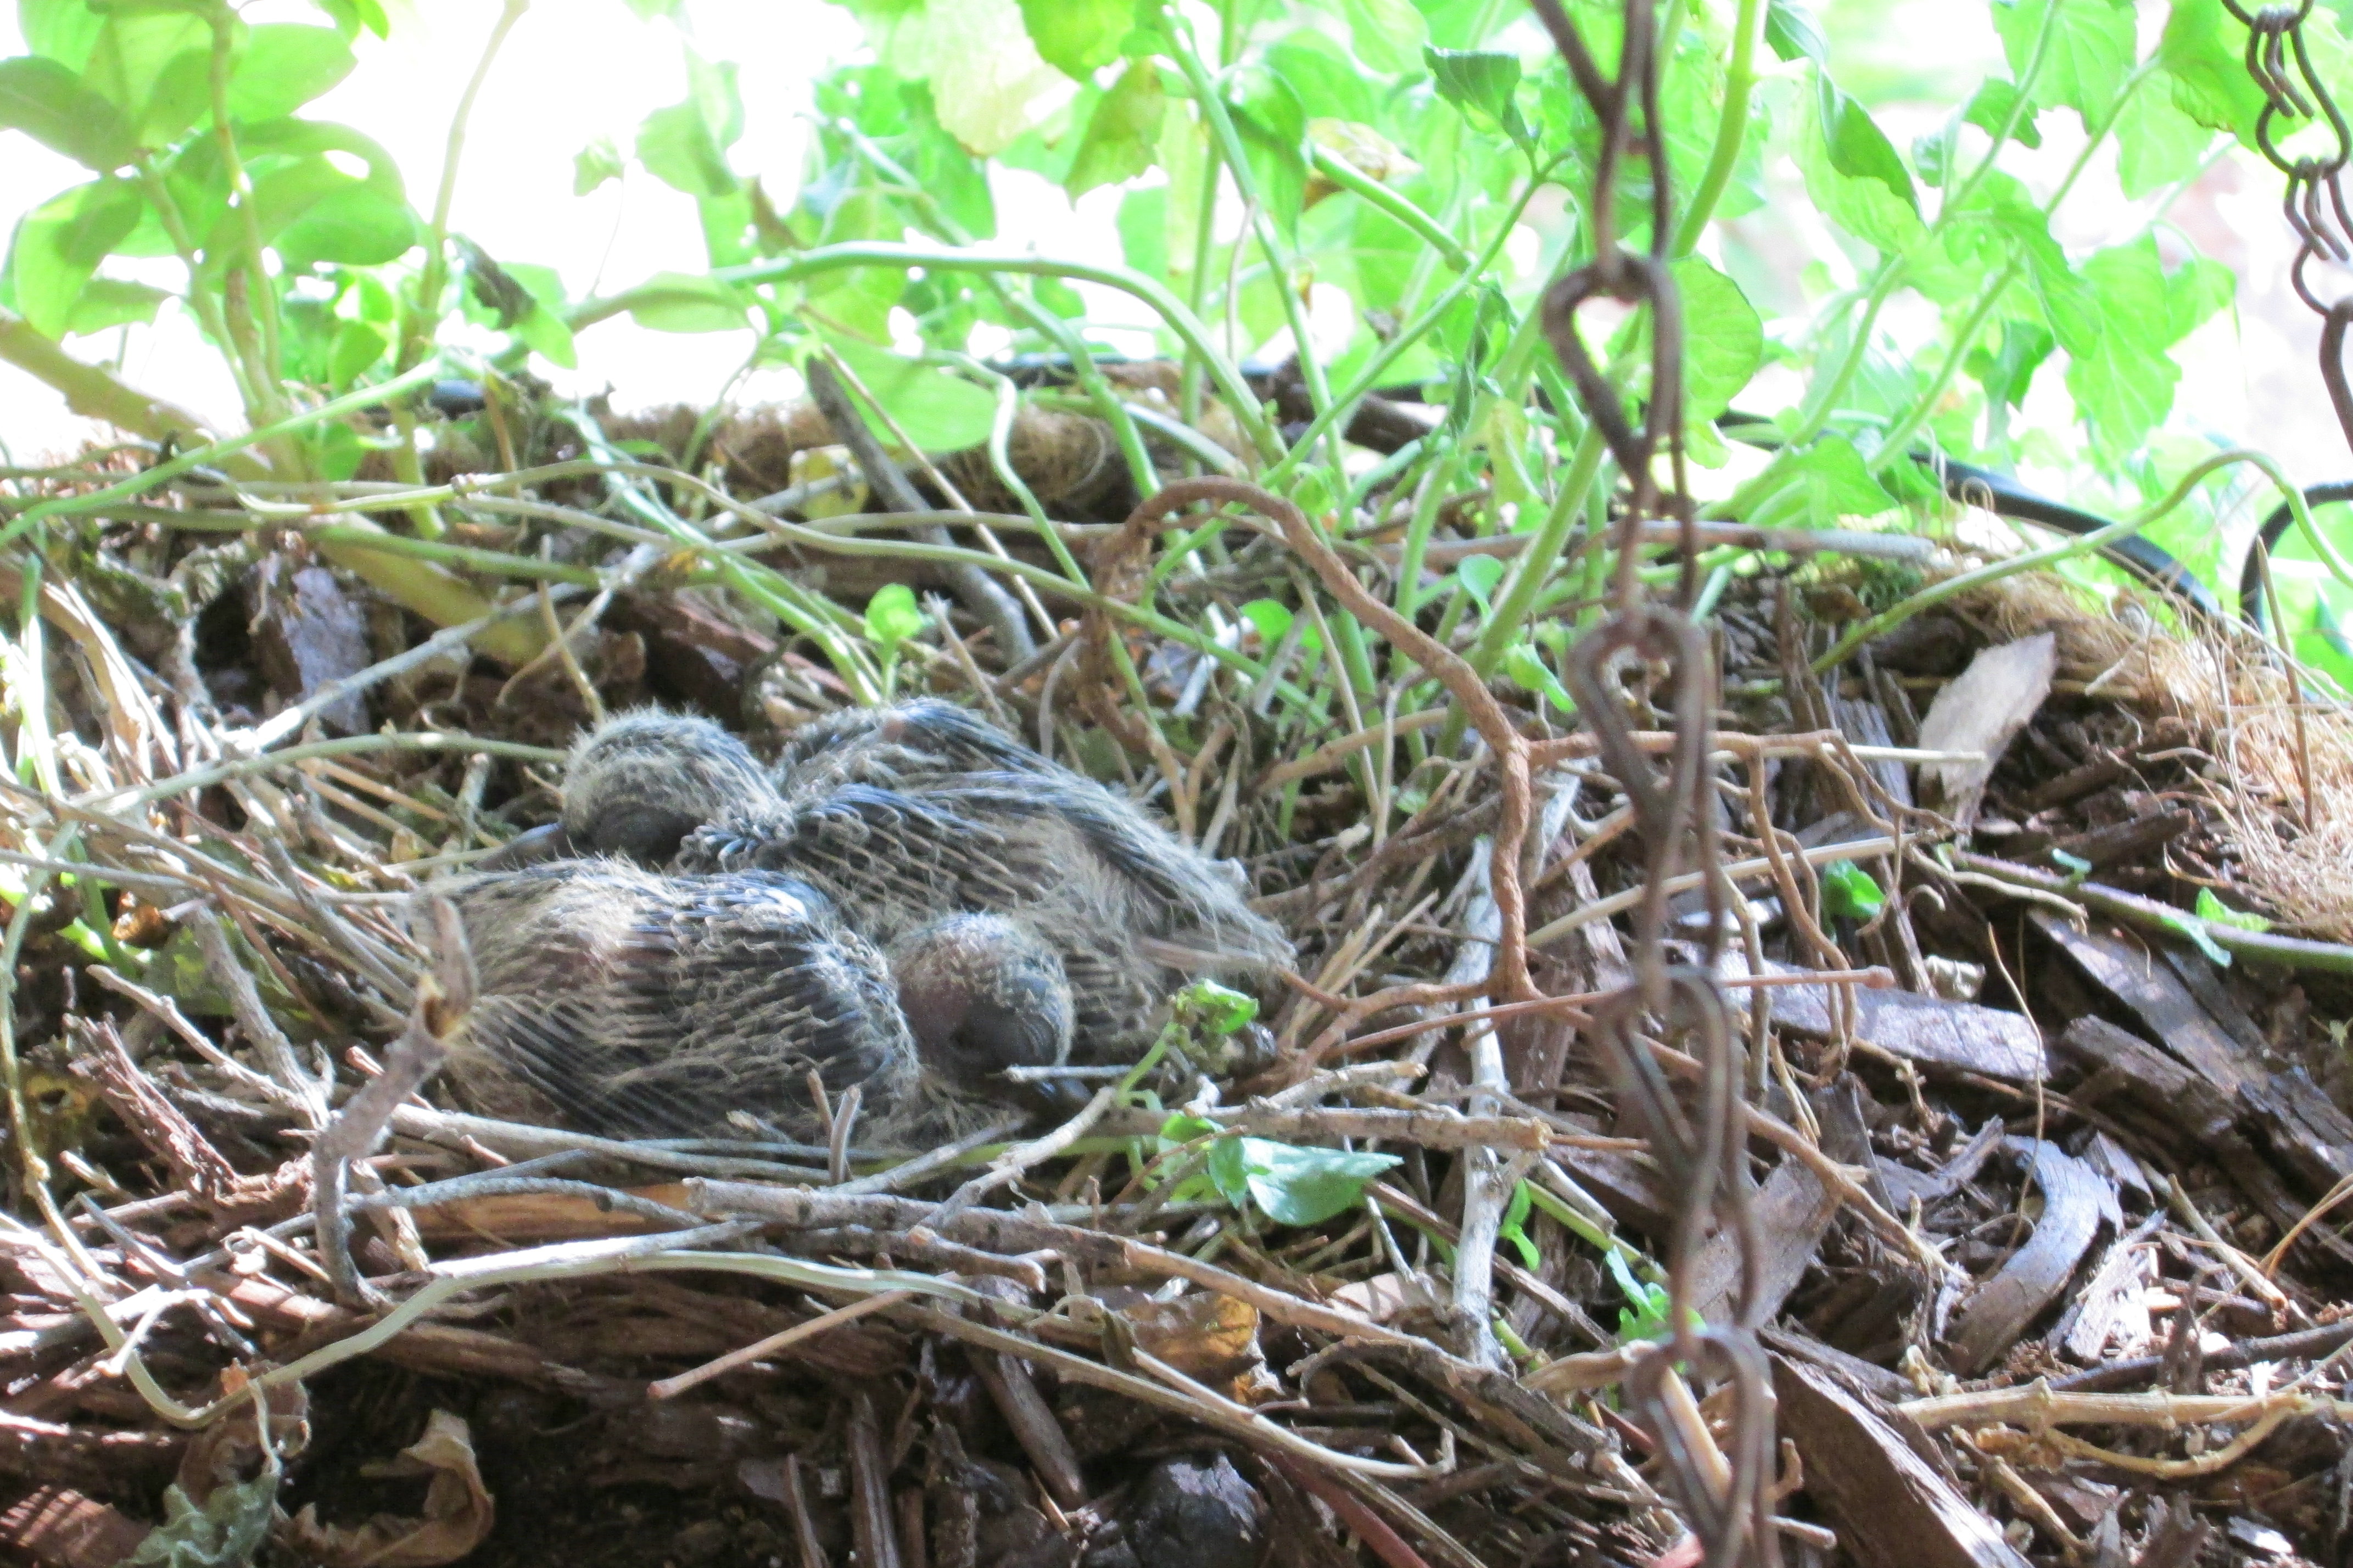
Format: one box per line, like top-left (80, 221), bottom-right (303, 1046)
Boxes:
top-left (438, 861), bottom-right (1073, 1144)
top-left (552, 702), bottom-right (1293, 1061)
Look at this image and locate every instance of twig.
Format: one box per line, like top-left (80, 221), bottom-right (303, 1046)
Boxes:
top-left (805, 356), bottom-right (1036, 662)
top-left (972, 1348), bottom-right (1087, 1508)
top-left (647, 1288), bottom-right (913, 1399)
top-left (312, 896), bottom-right (474, 1307)
top-left (932, 1084), bottom-right (1116, 1225)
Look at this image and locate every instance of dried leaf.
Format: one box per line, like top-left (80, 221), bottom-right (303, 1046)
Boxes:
top-left (1915, 632), bottom-right (2055, 828)
top-left (282, 1411), bottom-right (493, 1568)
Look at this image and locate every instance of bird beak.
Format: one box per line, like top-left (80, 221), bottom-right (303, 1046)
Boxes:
top-left (479, 823), bottom-right (574, 869)
top-left (1030, 1074), bottom-right (1095, 1114)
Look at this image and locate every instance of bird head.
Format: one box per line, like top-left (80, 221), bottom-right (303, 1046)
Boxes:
top-left (890, 913), bottom-right (1083, 1110)
top-left (557, 709), bottom-right (777, 864)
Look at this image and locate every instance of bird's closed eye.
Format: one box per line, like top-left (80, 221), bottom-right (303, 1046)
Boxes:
top-left (584, 803), bottom-right (704, 863)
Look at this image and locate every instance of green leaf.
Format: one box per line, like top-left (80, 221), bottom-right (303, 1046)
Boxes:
top-left (2158, 0), bottom-right (2267, 141)
top-left (1239, 597), bottom-right (1323, 657)
top-left (827, 338), bottom-right (995, 450)
top-left (1172, 979), bottom-right (1257, 1036)
top-left (1672, 256), bottom-right (1762, 422)
top-left (1424, 46), bottom-right (1528, 146)
top-left (327, 316), bottom-right (386, 389)
top-left (1065, 58), bottom-right (1165, 197)
top-left (1206, 1133), bottom-right (1251, 1209)
top-left (1802, 68), bottom-right (1920, 251)
top-left (1819, 860), bottom-right (1886, 921)
top-left (2154, 905), bottom-right (2234, 967)
top-left (1502, 642), bottom-right (1574, 714)
top-left (0, 55), bottom-right (133, 170)
top-left (1269, 30), bottom-right (1375, 125)
top-left (63, 275), bottom-right (163, 336)
top-left (311, 0), bottom-right (392, 42)
top-left (225, 25), bottom-right (354, 122)
top-left (83, 8), bottom-right (213, 149)
top-left (1229, 60), bottom-right (1309, 233)
top-left (1016, 0), bottom-right (1128, 79)
top-left (638, 100), bottom-right (736, 198)
top-left (2195, 888), bottom-right (2272, 933)
top-left (864, 582), bottom-right (929, 654)
top-left (1966, 318), bottom-right (2055, 417)
top-left (627, 271), bottom-right (751, 333)
top-left (908, 0), bottom-right (1065, 156)
top-left (7, 177), bottom-right (142, 338)
top-left (1455, 552), bottom-right (1504, 610)
top-left (686, 48), bottom-right (744, 151)
top-left (2049, 848), bottom-right (2093, 880)
top-left (2114, 79), bottom-right (2215, 198)
top-left (2065, 237), bottom-right (2232, 461)
top-left (20, 1), bottom-right (107, 72)
top-left (1498, 1180), bottom-right (1539, 1270)
top-left (1733, 435), bottom-right (1899, 526)
top-left (1227, 1138), bottom-right (1402, 1227)
top-left (275, 183), bottom-right (415, 268)
top-left (1764, 0), bottom-right (1826, 63)
top-left (1339, 0), bottom-right (1428, 74)
top-left (126, 1474), bottom-right (277, 1568)
top-left (574, 135), bottom-right (624, 196)
top-left (1607, 1248), bottom-right (1674, 1343)
top-left (1116, 183), bottom-right (1167, 278)
top-left (1994, 0), bottom-right (2137, 127)
top-left (1961, 78), bottom-right (2042, 149)
top-left (498, 261), bottom-right (577, 369)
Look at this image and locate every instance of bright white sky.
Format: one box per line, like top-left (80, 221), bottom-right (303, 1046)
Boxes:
top-left (0, 0), bottom-right (2342, 497)
top-left (0, 0), bottom-right (1146, 458)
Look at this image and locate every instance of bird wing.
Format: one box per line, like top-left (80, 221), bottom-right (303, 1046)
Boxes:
top-left (679, 785), bottom-right (1035, 921)
top-left (456, 872), bottom-right (913, 1141)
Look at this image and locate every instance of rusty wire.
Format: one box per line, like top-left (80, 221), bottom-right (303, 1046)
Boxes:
top-left (1527, 1), bottom-right (1775, 1563)
top-left (2223, 0), bottom-right (2353, 453)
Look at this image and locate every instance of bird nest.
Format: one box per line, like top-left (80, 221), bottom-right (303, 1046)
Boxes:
top-left (5, 421), bottom-right (2353, 1568)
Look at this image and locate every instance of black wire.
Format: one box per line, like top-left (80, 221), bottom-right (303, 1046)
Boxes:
top-left (2247, 481), bottom-right (2353, 634)
top-left (987, 356), bottom-right (2343, 630)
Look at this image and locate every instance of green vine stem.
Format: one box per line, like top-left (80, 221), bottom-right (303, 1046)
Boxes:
top-left (573, 243), bottom-right (1283, 464)
top-left (0, 359), bottom-right (541, 663)
top-left (1670, 0), bottom-right (1763, 257)
top-left (1811, 448), bottom-right (2346, 674)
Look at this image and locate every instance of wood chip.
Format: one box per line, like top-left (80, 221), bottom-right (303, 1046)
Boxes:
top-left (1915, 634), bottom-right (2055, 828)
top-left (1947, 1140), bottom-right (2117, 1375)
top-left (1772, 1354), bottom-right (2032, 1568)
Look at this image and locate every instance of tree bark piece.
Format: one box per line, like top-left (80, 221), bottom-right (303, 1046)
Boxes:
top-left (1947, 1140), bottom-right (2116, 1376)
top-left (1773, 1355), bottom-right (2032, 1568)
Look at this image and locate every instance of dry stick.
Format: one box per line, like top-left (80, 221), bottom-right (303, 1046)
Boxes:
top-left (829, 1116), bottom-right (1025, 1197)
top-left (1642, 1035), bottom-right (1948, 1277)
top-left (781, 1455), bottom-right (830, 1568)
top-left (86, 966), bottom-right (310, 1117)
top-left (648, 1289), bottom-right (914, 1400)
top-left (847, 1390), bottom-right (905, 1568)
top-left (1238, 477), bottom-right (1541, 1002)
top-left (2166, 1176), bottom-right (2296, 1318)
top-left (1088, 1102), bottom-right (1552, 1151)
top-left (804, 356), bottom-right (1035, 663)
top-left (1269, 1455), bottom-right (1441, 1568)
top-left (312, 897), bottom-right (474, 1307)
top-left (2049, 1318), bottom-right (2353, 1393)
top-left (971, 1347), bottom-right (1088, 1509)
top-left (931, 1083), bottom-right (1117, 1225)
top-left (189, 912), bottom-right (327, 1127)
top-left (686, 1179), bottom-right (1415, 1347)
top-left (1452, 1029), bottom-right (1513, 1370)
top-left (896, 1304), bottom-right (1438, 1480)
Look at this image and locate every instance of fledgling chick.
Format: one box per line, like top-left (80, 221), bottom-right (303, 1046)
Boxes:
top-left (435, 862), bottom-right (1072, 1144)
top-left (550, 703), bottom-right (1295, 1061)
